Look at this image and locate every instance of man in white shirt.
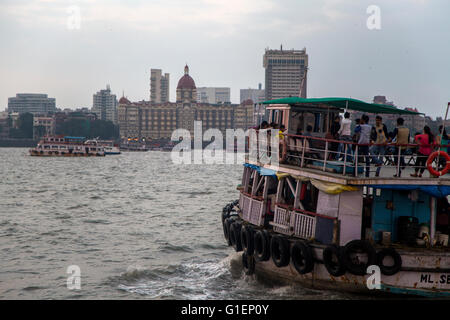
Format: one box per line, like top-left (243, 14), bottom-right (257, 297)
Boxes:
top-left (337, 112), bottom-right (352, 161)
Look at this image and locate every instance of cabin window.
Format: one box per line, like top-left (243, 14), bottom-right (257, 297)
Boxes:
top-left (44, 145), bottom-right (50, 149)
top-left (59, 146), bottom-right (66, 149)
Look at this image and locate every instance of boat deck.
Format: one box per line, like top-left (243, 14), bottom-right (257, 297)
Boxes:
top-left (249, 160), bottom-right (450, 186)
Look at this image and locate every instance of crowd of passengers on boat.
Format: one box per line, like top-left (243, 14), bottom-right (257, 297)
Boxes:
top-left (254, 113), bottom-right (450, 178)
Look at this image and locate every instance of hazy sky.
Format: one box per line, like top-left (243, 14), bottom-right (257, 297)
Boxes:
top-left (1, 0), bottom-right (449, 118)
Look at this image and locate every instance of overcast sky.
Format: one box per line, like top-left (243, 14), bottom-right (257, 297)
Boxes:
top-left (1, 0), bottom-right (449, 118)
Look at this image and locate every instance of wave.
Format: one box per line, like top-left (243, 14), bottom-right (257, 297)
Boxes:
top-left (111, 259), bottom-right (231, 299)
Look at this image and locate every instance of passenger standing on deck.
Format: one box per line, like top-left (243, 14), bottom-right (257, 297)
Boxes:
top-left (370, 116), bottom-right (389, 177)
top-left (411, 126), bottom-right (435, 177)
top-left (337, 112), bottom-right (352, 161)
top-left (390, 117), bottom-right (410, 177)
top-left (354, 115), bottom-right (372, 177)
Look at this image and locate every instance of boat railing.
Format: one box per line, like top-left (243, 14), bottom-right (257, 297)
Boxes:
top-left (239, 192), bottom-right (265, 226)
top-left (270, 202), bottom-right (337, 240)
top-left (251, 131), bottom-right (450, 179)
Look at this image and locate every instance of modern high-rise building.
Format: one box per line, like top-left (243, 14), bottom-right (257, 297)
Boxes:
top-left (240, 83), bottom-right (265, 103)
top-left (263, 47), bottom-right (308, 100)
top-left (8, 93), bottom-right (56, 115)
top-left (92, 85), bottom-right (118, 124)
top-left (150, 69), bottom-right (170, 103)
top-left (196, 87), bottom-right (230, 104)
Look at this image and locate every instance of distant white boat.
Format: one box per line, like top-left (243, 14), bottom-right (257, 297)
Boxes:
top-left (92, 140), bottom-right (121, 155)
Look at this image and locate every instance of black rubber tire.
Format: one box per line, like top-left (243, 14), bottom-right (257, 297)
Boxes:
top-left (342, 240), bottom-right (377, 276)
top-left (242, 251), bottom-right (255, 275)
top-left (254, 230), bottom-right (271, 262)
top-left (223, 218), bottom-right (233, 246)
top-left (290, 241), bottom-right (314, 274)
top-left (240, 225), bottom-right (255, 256)
top-left (323, 245), bottom-right (346, 277)
top-left (222, 210), bottom-right (229, 224)
top-left (270, 235), bottom-right (290, 267)
top-left (230, 221), bottom-right (243, 252)
top-left (376, 247), bottom-right (402, 276)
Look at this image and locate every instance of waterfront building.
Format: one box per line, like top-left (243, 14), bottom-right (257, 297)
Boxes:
top-left (118, 65), bottom-right (254, 140)
top-left (240, 84), bottom-right (265, 104)
top-left (263, 47), bottom-right (308, 100)
top-left (197, 87), bottom-right (231, 104)
top-left (33, 116), bottom-right (55, 139)
top-left (8, 93), bottom-right (56, 115)
top-left (0, 112), bottom-right (10, 139)
top-left (92, 85), bottom-right (118, 124)
top-left (150, 69), bottom-right (170, 103)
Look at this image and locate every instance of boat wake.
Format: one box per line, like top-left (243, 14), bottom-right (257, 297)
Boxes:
top-left (110, 252), bottom-right (362, 300)
top-left (113, 259), bottom-right (232, 299)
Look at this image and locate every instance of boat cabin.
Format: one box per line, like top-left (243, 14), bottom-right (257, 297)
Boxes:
top-left (241, 97), bottom-right (450, 249)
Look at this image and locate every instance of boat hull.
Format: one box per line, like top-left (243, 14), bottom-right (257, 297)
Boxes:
top-left (29, 150), bottom-right (105, 157)
top-left (230, 239), bottom-right (450, 298)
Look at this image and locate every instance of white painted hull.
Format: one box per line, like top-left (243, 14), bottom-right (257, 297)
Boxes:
top-left (104, 146), bottom-right (121, 155)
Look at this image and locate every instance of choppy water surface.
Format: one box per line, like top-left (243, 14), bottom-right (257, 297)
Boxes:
top-left (0, 148), bottom-right (365, 299)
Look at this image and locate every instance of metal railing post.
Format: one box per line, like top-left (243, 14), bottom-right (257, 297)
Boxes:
top-left (397, 146), bottom-right (401, 177)
top-left (300, 137), bottom-right (306, 168)
top-left (354, 145), bottom-right (359, 177)
top-left (343, 143), bottom-right (347, 175)
top-left (323, 141), bottom-right (328, 172)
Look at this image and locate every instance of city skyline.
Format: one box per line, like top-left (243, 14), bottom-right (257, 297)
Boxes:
top-left (1, 0), bottom-right (449, 118)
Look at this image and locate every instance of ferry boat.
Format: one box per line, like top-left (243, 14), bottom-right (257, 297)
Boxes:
top-left (120, 138), bottom-right (149, 152)
top-left (221, 97), bottom-right (450, 298)
top-left (93, 139), bottom-right (121, 155)
top-left (29, 136), bottom-right (105, 157)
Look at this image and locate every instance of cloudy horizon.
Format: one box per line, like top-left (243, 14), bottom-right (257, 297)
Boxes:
top-left (1, 0), bottom-right (449, 118)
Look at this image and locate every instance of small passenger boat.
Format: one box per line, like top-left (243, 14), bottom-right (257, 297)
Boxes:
top-left (222, 97), bottom-right (450, 297)
top-left (90, 139), bottom-right (121, 155)
top-left (29, 136), bottom-right (105, 157)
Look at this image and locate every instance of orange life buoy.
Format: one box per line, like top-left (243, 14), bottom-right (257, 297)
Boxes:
top-left (426, 151), bottom-right (450, 176)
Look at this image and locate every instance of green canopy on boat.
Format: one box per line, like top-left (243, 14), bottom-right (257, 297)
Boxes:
top-left (262, 97), bottom-right (423, 115)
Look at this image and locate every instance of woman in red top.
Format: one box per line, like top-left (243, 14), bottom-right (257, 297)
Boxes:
top-left (411, 126), bottom-right (435, 177)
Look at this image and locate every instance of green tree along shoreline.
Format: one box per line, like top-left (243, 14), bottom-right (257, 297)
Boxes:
top-left (5, 113), bottom-right (119, 141)
top-left (56, 118), bottom-right (119, 140)
top-left (9, 113), bottom-right (33, 139)
top-left (56, 119), bottom-right (119, 139)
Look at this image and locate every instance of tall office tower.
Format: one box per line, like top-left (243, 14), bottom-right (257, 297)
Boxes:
top-left (240, 83), bottom-right (265, 103)
top-left (92, 85), bottom-right (118, 124)
top-left (196, 87), bottom-right (231, 104)
top-left (8, 93), bottom-right (56, 115)
top-left (150, 69), bottom-right (170, 103)
top-left (263, 46), bottom-right (308, 100)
